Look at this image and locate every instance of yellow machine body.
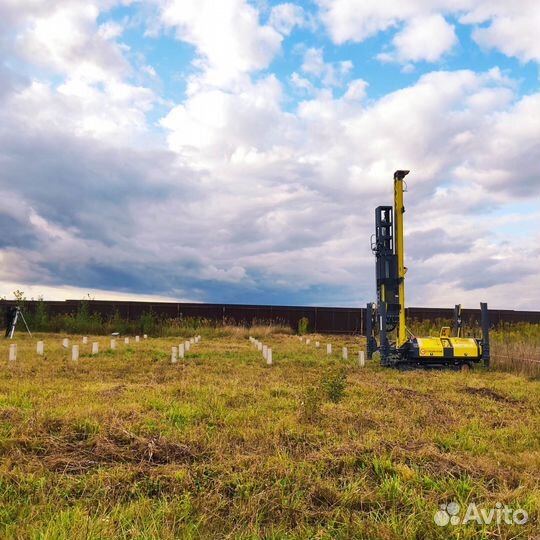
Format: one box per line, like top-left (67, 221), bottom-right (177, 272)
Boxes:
top-left (414, 337), bottom-right (481, 359)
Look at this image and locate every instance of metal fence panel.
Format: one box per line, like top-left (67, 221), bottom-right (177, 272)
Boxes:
top-left (1, 300), bottom-right (538, 334)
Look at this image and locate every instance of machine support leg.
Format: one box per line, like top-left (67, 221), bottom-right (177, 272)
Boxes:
top-left (453, 304), bottom-right (462, 337)
top-left (379, 301), bottom-right (390, 367)
top-left (480, 302), bottom-right (490, 368)
top-left (366, 303), bottom-right (375, 360)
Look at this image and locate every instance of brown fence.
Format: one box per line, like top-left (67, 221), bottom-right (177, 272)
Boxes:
top-left (2, 299), bottom-right (539, 335)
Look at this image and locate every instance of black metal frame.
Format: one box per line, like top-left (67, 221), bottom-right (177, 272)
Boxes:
top-left (481, 302), bottom-right (490, 367)
top-left (372, 206), bottom-right (401, 330)
top-left (366, 302), bottom-right (377, 359)
top-left (453, 304), bottom-right (462, 337)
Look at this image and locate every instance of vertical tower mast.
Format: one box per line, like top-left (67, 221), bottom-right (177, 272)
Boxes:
top-left (393, 170), bottom-right (409, 346)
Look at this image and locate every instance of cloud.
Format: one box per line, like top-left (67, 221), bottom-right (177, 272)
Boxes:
top-left (343, 79), bottom-right (368, 101)
top-left (377, 14), bottom-right (457, 64)
top-left (461, 2), bottom-right (540, 63)
top-left (407, 228), bottom-right (472, 261)
top-left (301, 47), bottom-right (353, 87)
top-left (159, 74), bottom-right (290, 163)
top-left (16, 2), bottom-right (129, 82)
top-left (0, 1), bottom-right (539, 309)
top-left (290, 72), bottom-right (315, 94)
top-left (316, 0), bottom-right (416, 43)
top-left (269, 3), bottom-right (306, 36)
top-left (3, 79), bottom-right (157, 143)
top-left (155, 66), bottom-right (539, 307)
top-left (3, 52), bottom-right (538, 308)
top-left (2, 0), bottom-right (160, 145)
top-left (317, 0), bottom-right (540, 64)
top-left (158, 0), bottom-right (283, 87)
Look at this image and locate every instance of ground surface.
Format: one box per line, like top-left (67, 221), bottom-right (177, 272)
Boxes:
top-left (0, 332), bottom-right (538, 539)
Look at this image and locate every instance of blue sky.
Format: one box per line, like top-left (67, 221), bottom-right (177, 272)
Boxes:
top-left (0, 0), bottom-right (539, 309)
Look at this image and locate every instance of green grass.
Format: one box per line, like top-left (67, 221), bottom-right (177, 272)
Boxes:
top-left (0, 331), bottom-right (538, 539)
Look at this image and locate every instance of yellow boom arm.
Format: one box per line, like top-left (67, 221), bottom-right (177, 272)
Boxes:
top-left (393, 171), bottom-right (408, 346)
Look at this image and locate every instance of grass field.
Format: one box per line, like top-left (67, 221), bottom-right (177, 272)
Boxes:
top-left (0, 330), bottom-right (539, 539)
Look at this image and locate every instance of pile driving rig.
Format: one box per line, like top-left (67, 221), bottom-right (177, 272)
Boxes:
top-left (366, 170), bottom-right (490, 370)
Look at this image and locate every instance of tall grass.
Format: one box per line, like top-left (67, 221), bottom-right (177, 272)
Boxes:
top-left (490, 323), bottom-right (540, 378)
top-left (6, 299), bottom-right (293, 338)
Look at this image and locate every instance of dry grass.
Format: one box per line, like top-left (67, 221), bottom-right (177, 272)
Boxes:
top-left (0, 329), bottom-right (538, 539)
top-left (490, 324), bottom-right (540, 378)
top-left (212, 324), bottom-right (293, 339)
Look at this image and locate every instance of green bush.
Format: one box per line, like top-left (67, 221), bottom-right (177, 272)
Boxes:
top-left (297, 317), bottom-right (309, 335)
top-left (321, 369), bottom-right (347, 403)
top-left (140, 311), bottom-right (158, 335)
top-left (33, 297), bottom-right (49, 329)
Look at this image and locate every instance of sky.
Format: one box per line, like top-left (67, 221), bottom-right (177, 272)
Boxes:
top-left (0, 0), bottom-right (539, 309)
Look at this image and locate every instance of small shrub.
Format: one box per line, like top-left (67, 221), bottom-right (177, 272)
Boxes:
top-left (13, 289), bottom-right (26, 308)
top-left (321, 369), bottom-right (347, 403)
top-left (33, 297), bottom-right (49, 329)
top-left (298, 386), bottom-right (323, 422)
top-left (140, 311), bottom-right (158, 336)
top-left (107, 309), bottom-right (131, 335)
top-left (298, 317), bottom-right (309, 335)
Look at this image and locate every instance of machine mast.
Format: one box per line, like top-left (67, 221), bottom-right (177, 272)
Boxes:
top-left (393, 170), bottom-right (408, 346)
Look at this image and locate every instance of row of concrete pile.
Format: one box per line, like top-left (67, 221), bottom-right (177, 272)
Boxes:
top-left (249, 336), bottom-right (272, 365)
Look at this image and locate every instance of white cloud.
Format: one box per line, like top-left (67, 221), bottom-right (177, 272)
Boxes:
top-left (458, 2), bottom-right (540, 62)
top-left (159, 0), bottom-right (283, 87)
top-left (269, 3), bottom-right (305, 36)
top-left (317, 0), bottom-right (540, 64)
top-left (301, 47), bottom-right (353, 87)
top-left (290, 72), bottom-right (315, 93)
top-left (317, 0), bottom-right (416, 43)
top-left (141, 65), bottom-right (157, 78)
top-left (401, 63), bottom-right (415, 74)
top-left (470, 12), bottom-right (540, 63)
top-left (378, 14), bottom-right (457, 64)
top-left (1, 0), bottom-right (160, 144)
top-left (3, 78), bottom-right (156, 142)
top-left (98, 20), bottom-right (124, 40)
top-left (17, 2), bottom-right (129, 82)
top-left (159, 75), bottom-right (289, 163)
top-left (343, 79), bottom-right (368, 101)
top-left (0, 279), bottom-right (194, 303)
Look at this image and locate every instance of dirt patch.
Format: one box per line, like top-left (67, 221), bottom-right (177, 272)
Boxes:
top-left (7, 427), bottom-right (208, 474)
top-left (387, 440), bottom-right (522, 487)
top-left (0, 407), bottom-right (24, 423)
top-left (461, 387), bottom-right (519, 403)
top-left (385, 386), bottom-right (426, 399)
top-left (277, 429), bottom-right (323, 456)
top-left (224, 392), bottom-right (256, 408)
top-left (99, 384), bottom-right (127, 398)
top-left (309, 483), bottom-right (340, 508)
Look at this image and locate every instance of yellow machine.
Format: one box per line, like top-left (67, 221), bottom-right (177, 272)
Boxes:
top-left (366, 170), bottom-right (490, 370)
